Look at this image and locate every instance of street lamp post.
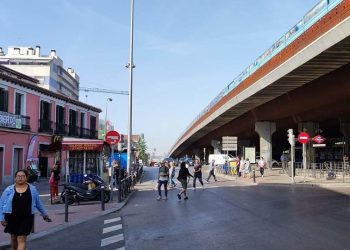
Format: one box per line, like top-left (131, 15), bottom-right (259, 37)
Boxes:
top-left (104, 98), bottom-right (112, 137)
top-left (126, 0), bottom-right (135, 175)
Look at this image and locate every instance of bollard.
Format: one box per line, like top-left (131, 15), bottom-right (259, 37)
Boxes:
top-left (118, 177), bottom-right (122, 203)
top-left (64, 191), bottom-right (69, 222)
top-left (253, 169), bottom-right (256, 183)
top-left (101, 185), bottom-right (105, 211)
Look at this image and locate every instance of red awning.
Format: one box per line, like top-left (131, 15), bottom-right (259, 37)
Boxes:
top-left (61, 138), bottom-right (104, 151)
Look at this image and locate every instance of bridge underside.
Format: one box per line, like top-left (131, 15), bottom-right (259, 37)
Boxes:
top-left (172, 37), bottom-right (350, 157)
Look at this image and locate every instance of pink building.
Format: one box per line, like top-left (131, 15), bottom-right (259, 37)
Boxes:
top-left (0, 65), bottom-right (103, 185)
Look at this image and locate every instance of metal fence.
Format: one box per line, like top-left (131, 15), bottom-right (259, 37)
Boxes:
top-left (293, 161), bottom-right (350, 182)
top-left (118, 165), bottom-right (143, 202)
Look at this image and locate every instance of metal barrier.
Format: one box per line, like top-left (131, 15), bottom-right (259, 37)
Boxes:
top-left (214, 165), bottom-right (238, 176)
top-left (118, 165), bottom-right (143, 202)
top-left (292, 161), bottom-right (350, 182)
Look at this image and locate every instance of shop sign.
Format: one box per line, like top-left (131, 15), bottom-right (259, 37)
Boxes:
top-left (62, 143), bottom-right (103, 151)
top-left (0, 111), bottom-right (22, 129)
top-left (50, 135), bottom-right (63, 151)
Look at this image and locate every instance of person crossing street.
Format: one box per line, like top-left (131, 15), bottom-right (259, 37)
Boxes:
top-left (206, 159), bottom-right (217, 182)
top-left (157, 161), bottom-right (169, 200)
top-left (193, 159), bottom-right (204, 190)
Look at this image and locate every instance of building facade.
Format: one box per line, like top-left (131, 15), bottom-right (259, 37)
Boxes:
top-left (0, 46), bottom-right (80, 100)
top-left (0, 65), bottom-right (102, 185)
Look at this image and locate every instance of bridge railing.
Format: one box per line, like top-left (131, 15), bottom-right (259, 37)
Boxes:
top-left (173, 0), bottom-right (343, 150)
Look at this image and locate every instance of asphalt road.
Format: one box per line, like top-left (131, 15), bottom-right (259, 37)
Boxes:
top-left (122, 167), bottom-right (350, 250)
top-left (25, 167), bottom-right (350, 250)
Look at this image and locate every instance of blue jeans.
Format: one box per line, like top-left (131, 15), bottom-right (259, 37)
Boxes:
top-left (158, 180), bottom-right (168, 197)
top-left (170, 176), bottom-right (176, 187)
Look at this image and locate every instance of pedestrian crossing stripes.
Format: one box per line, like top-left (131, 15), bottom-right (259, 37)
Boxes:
top-left (101, 234), bottom-right (124, 247)
top-left (104, 217), bottom-right (121, 224)
top-left (101, 216), bottom-right (125, 249)
top-left (103, 224), bottom-right (123, 234)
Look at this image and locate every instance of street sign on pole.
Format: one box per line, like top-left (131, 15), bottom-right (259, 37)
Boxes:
top-left (105, 130), bottom-right (121, 145)
top-left (297, 132), bottom-right (310, 144)
top-left (222, 136), bottom-right (238, 151)
top-left (312, 135), bottom-right (326, 144)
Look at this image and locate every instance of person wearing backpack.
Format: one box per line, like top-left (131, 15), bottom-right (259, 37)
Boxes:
top-left (49, 163), bottom-right (60, 202)
top-left (169, 162), bottom-right (176, 188)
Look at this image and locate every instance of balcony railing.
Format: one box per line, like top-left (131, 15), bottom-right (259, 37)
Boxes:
top-left (55, 123), bottom-right (67, 135)
top-left (38, 119), bottom-right (53, 134)
top-left (80, 128), bottom-right (91, 138)
top-left (68, 125), bottom-right (79, 137)
top-left (0, 111), bottom-right (30, 131)
top-left (90, 129), bottom-right (98, 139)
top-left (51, 122), bottom-right (99, 139)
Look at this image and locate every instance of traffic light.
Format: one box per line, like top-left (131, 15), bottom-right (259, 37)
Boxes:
top-left (287, 129), bottom-right (295, 146)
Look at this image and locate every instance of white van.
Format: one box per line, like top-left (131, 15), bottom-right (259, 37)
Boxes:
top-left (208, 154), bottom-right (235, 165)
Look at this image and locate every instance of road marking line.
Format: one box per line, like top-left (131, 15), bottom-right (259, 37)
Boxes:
top-left (115, 247), bottom-right (125, 250)
top-left (104, 217), bottom-right (121, 224)
top-left (101, 234), bottom-right (124, 247)
top-left (103, 224), bottom-right (122, 234)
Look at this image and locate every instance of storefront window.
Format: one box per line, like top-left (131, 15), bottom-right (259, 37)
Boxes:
top-left (69, 151), bottom-right (84, 174)
top-left (86, 151), bottom-right (100, 174)
top-left (69, 151), bottom-right (100, 175)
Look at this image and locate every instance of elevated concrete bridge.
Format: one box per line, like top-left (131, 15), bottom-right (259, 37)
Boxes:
top-left (170, 0), bottom-right (350, 166)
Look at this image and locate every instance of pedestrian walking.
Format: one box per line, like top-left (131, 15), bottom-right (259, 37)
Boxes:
top-left (49, 163), bottom-right (60, 202)
top-left (239, 157), bottom-right (245, 178)
top-left (177, 162), bottom-right (193, 200)
top-left (236, 156), bottom-right (241, 177)
top-left (169, 162), bottom-right (176, 188)
top-left (258, 157), bottom-right (267, 178)
top-left (193, 159), bottom-right (204, 190)
top-left (206, 159), bottom-right (217, 182)
top-left (223, 161), bottom-right (229, 175)
top-left (157, 161), bottom-right (169, 200)
top-left (0, 170), bottom-right (52, 250)
top-left (244, 158), bottom-right (251, 178)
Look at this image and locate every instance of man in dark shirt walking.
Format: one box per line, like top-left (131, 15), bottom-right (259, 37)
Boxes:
top-left (193, 159), bottom-right (204, 190)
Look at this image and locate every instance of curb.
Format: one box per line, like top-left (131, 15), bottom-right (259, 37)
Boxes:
top-left (0, 190), bottom-right (136, 250)
top-left (205, 169), bottom-right (350, 189)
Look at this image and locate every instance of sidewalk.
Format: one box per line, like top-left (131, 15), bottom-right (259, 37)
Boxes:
top-left (203, 166), bottom-right (350, 193)
top-left (0, 180), bottom-right (134, 249)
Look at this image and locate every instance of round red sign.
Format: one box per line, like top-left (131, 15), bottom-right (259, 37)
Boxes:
top-left (105, 130), bottom-right (120, 145)
top-left (298, 132), bottom-right (310, 144)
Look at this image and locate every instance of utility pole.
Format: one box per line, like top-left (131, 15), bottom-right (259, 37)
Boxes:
top-left (126, 0), bottom-right (135, 175)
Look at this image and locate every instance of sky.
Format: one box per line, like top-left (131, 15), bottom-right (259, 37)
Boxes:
top-left (1, 0), bottom-right (319, 156)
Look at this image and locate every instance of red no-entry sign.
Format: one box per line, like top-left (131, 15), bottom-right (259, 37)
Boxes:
top-left (298, 132), bottom-right (310, 144)
top-left (105, 130), bottom-right (120, 145)
top-left (312, 134), bottom-right (326, 144)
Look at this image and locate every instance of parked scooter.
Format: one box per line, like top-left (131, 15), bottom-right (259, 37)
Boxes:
top-left (61, 174), bottom-right (111, 205)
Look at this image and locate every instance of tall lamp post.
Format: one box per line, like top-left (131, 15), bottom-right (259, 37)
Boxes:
top-left (104, 98), bottom-right (113, 137)
top-left (126, 0), bottom-right (135, 175)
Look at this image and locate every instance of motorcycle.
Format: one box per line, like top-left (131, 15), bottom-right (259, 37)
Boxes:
top-left (61, 174), bottom-right (111, 205)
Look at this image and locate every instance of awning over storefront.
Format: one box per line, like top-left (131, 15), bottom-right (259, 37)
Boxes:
top-left (62, 138), bottom-right (104, 151)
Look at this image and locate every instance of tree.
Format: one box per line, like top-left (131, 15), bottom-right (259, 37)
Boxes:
top-left (138, 136), bottom-right (148, 164)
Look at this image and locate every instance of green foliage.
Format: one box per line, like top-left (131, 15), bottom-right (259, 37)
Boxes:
top-left (138, 137), bottom-right (148, 163)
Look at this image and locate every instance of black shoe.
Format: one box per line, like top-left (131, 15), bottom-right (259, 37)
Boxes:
top-left (177, 194), bottom-right (181, 200)
top-left (184, 196), bottom-right (188, 200)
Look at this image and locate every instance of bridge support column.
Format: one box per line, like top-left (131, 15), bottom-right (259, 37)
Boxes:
top-left (298, 122), bottom-right (319, 168)
top-left (211, 140), bottom-right (222, 154)
top-left (192, 149), bottom-right (201, 161)
top-left (340, 123), bottom-right (350, 156)
top-left (255, 121), bottom-right (276, 168)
